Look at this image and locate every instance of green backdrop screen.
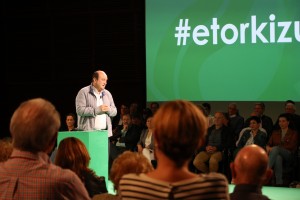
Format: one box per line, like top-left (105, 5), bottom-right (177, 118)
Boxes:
top-left (146, 0), bottom-right (300, 102)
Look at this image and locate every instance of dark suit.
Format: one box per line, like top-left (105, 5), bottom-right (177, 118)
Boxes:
top-left (109, 124), bottom-right (141, 161)
top-left (230, 184), bottom-right (270, 200)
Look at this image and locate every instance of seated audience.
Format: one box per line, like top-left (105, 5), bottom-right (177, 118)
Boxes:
top-left (55, 137), bottom-right (107, 198)
top-left (137, 115), bottom-right (155, 163)
top-left (230, 145), bottom-right (273, 200)
top-left (244, 102), bottom-right (273, 139)
top-left (0, 137), bottom-right (13, 162)
top-left (110, 113), bottom-right (141, 162)
top-left (0, 98), bottom-right (90, 199)
top-left (193, 111), bottom-right (229, 173)
top-left (119, 100), bottom-right (229, 199)
top-left (112, 103), bottom-right (129, 131)
top-left (274, 100), bottom-right (300, 145)
top-left (149, 101), bottom-right (160, 115)
top-left (93, 151), bottom-right (153, 200)
top-left (266, 113), bottom-right (298, 186)
top-left (234, 116), bottom-right (267, 157)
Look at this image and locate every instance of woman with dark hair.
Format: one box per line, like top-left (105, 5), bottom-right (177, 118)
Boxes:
top-left (55, 137), bottom-right (107, 198)
top-left (266, 113), bottom-right (298, 186)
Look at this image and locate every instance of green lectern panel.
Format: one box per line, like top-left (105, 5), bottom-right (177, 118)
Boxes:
top-left (57, 130), bottom-right (108, 184)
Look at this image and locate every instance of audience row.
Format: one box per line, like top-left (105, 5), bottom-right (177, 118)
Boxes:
top-left (1, 98), bottom-right (299, 199)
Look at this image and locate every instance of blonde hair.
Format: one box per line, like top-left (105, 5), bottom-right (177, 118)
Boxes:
top-left (10, 98), bottom-right (60, 152)
top-left (152, 100), bottom-right (207, 167)
top-left (110, 151), bottom-right (154, 191)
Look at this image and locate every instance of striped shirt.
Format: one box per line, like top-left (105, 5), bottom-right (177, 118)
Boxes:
top-left (0, 149), bottom-right (91, 200)
top-left (119, 173), bottom-right (229, 200)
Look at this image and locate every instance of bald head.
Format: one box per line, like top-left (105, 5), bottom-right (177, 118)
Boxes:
top-left (232, 145), bottom-right (271, 185)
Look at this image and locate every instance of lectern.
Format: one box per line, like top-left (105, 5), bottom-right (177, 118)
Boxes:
top-left (57, 130), bottom-right (108, 183)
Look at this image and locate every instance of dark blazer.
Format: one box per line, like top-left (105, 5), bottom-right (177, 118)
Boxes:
top-left (237, 129), bottom-right (267, 149)
top-left (83, 170), bottom-right (107, 198)
top-left (230, 184), bottom-right (270, 200)
top-left (110, 124), bottom-right (141, 151)
top-left (267, 128), bottom-right (298, 153)
top-left (244, 115), bottom-right (273, 138)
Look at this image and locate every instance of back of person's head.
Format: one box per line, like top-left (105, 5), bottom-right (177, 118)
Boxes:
top-left (0, 137), bottom-right (13, 162)
top-left (110, 151), bottom-right (154, 191)
top-left (55, 137), bottom-right (90, 180)
top-left (231, 144), bottom-right (272, 185)
top-left (152, 100), bottom-right (207, 168)
top-left (10, 98), bottom-right (60, 153)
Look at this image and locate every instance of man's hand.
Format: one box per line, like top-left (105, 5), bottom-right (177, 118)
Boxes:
top-left (122, 124), bottom-right (129, 132)
top-left (206, 145), bottom-right (217, 153)
top-left (100, 105), bottom-right (110, 112)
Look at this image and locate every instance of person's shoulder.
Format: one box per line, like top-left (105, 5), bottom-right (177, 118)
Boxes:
top-left (262, 115), bottom-right (273, 120)
top-left (84, 169), bottom-right (106, 183)
top-left (103, 89), bottom-right (112, 95)
top-left (230, 191), bottom-right (270, 200)
top-left (77, 85), bottom-right (91, 94)
top-left (201, 172), bottom-right (229, 183)
top-left (48, 163), bottom-right (81, 182)
top-left (288, 128), bottom-right (298, 134)
top-left (122, 173), bottom-right (141, 179)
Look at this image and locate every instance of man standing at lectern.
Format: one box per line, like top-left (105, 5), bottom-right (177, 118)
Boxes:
top-left (76, 70), bottom-right (117, 137)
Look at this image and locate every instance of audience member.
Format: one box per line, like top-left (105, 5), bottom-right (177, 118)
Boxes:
top-left (0, 98), bottom-right (90, 199)
top-left (149, 102), bottom-right (159, 115)
top-left (202, 102), bottom-right (214, 127)
top-left (93, 151), bottom-right (154, 200)
top-left (274, 100), bottom-right (300, 133)
top-left (0, 137), bottom-right (13, 162)
top-left (119, 100), bottom-right (229, 199)
top-left (266, 113), bottom-right (298, 186)
top-left (193, 111), bottom-right (230, 173)
top-left (76, 70), bottom-right (117, 137)
top-left (235, 116), bottom-right (267, 157)
top-left (244, 102), bottom-right (273, 139)
top-left (131, 112), bottom-right (145, 130)
top-left (64, 112), bottom-right (77, 131)
top-left (55, 137), bottom-right (107, 198)
top-left (110, 114), bottom-right (141, 162)
top-left (137, 115), bottom-right (155, 163)
top-left (142, 107), bottom-right (153, 125)
top-left (112, 103), bottom-right (129, 131)
top-left (230, 145), bottom-right (273, 200)
top-left (227, 102), bottom-right (244, 143)
top-left (50, 112), bottom-right (78, 163)
top-left (129, 101), bottom-right (141, 117)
